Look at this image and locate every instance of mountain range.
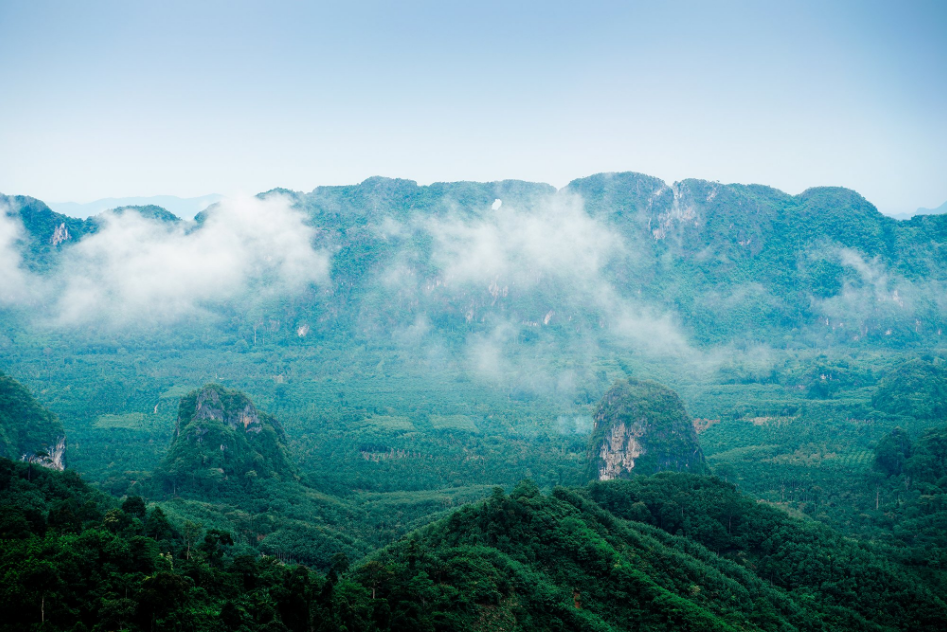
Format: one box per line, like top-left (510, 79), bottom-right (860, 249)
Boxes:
top-left (3, 172), bottom-right (946, 348)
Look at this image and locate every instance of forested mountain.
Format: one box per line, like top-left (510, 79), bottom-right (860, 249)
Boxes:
top-left (3, 172), bottom-right (947, 345)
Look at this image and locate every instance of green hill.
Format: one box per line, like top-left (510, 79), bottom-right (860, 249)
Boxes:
top-left (587, 379), bottom-right (708, 480)
top-left (0, 371), bottom-right (65, 470)
top-left (158, 384), bottom-right (296, 493)
top-left (872, 358), bottom-right (947, 419)
top-left (361, 476), bottom-right (946, 631)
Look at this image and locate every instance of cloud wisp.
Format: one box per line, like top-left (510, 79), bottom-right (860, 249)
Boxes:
top-left (357, 191), bottom-right (698, 398)
top-left (811, 247), bottom-right (946, 338)
top-left (0, 205), bottom-right (35, 307)
top-left (2, 194), bottom-right (331, 327)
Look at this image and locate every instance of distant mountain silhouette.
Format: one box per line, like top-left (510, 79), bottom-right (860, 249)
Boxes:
top-left (47, 194), bottom-right (222, 219)
top-left (916, 199), bottom-right (947, 216)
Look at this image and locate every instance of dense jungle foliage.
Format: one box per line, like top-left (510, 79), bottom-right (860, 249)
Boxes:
top-left (5, 457), bottom-right (947, 632)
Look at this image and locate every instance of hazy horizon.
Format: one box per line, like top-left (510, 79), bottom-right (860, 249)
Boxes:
top-left (36, 171), bottom-right (946, 222)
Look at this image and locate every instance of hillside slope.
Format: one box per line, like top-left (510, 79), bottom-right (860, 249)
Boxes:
top-left (0, 372), bottom-right (65, 469)
top-left (4, 457), bottom-right (943, 632)
top-left (359, 475), bottom-right (946, 631)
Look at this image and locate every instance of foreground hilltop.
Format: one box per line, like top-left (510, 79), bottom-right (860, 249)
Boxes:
top-left (3, 456), bottom-right (945, 631)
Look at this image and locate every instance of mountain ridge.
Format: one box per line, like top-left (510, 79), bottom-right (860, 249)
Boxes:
top-left (3, 172), bottom-right (946, 346)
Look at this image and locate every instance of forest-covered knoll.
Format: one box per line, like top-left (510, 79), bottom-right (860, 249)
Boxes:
top-left (868, 422), bottom-right (947, 572)
top-left (871, 357), bottom-right (947, 419)
top-left (3, 455), bottom-right (946, 632)
top-left (587, 378), bottom-right (707, 480)
top-left (159, 384), bottom-right (297, 490)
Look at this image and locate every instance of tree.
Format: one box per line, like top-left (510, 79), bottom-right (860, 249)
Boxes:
top-left (145, 506), bottom-right (176, 541)
top-left (198, 529), bottom-right (234, 567)
top-left (360, 560), bottom-right (393, 599)
top-left (122, 495), bottom-right (147, 520)
top-left (23, 560), bottom-right (61, 625)
top-left (26, 449), bottom-right (49, 482)
top-left (137, 572), bottom-right (192, 630)
top-left (183, 521), bottom-right (203, 560)
top-left (874, 427), bottom-right (913, 476)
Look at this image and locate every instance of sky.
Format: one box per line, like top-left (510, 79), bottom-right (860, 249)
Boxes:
top-left (1, 0), bottom-right (945, 215)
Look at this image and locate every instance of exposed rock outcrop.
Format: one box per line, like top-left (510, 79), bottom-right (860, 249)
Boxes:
top-left (587, 379), bottom-right (707, 481)
top-left (50, 222), bottom-right (70, 246)
top-left (22, 435), bottom-right (67, 471)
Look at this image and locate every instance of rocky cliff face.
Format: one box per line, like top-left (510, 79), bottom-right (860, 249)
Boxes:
top-left (184, 385), bottom-right (264, 436)
top-left (21, 435), bottom-right (67, 471)
top-left (597, 421), bottom-right (646, 480)
top-left (160, 384), bottom-right (296, 490)
top-left (588, 379), bottom-right (707, 481)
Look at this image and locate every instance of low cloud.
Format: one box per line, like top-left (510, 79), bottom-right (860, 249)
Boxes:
top-left (811, 247), bottom-right (946, 337)
top-left (426, 193), bottom-right (625, 289)
top-left (421, 193), bottom-right (691, 358)
top-left (0, 206), bottom-right (34, 306)
top-left (2, 194), bottom-right (330, 326)
top-left (359, 192), bottom-right (697, 400)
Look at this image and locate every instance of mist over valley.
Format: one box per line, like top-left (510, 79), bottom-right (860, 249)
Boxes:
top-left (3, 1), bottom-right (947, 629)
top-left (2, 173), bottom-right (947, 631)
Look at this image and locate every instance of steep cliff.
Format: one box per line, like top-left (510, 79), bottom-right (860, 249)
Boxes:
top-left (0, 372), bottom-right (66, 470)
top-left (159, 384), bottom-right (296, 491)
top-left (587, 378), bottom-right (707, 480)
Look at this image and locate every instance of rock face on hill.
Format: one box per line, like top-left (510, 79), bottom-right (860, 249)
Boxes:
top-left (587, 379), bottom-right (707, 480)
top-left (0, 372), bottom-right (66, 470)
top-left (160, 384), bottom-right (295, 490)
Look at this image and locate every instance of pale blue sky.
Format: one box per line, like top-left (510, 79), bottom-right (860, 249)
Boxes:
top-left (1, 0), bottom-right (945, 214)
